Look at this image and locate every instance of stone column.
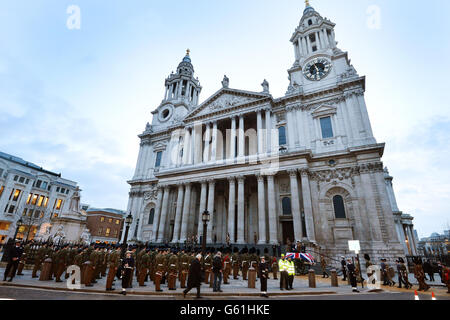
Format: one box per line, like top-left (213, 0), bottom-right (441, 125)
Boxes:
top-left (288, 169), bottom-right (303, 241)
top-left (190, 127), bottom-right (196, 165)
top-left (180, 183), bottom-right (192, 242)
top-left (238, 115), bottom-right (245, 158)
top-left (197, 181), bottom-right (208, 237)
top-left (300, 169), bottom-right (316, 241)
top-left (203, 122), bottom-right (211, 163)
top-left (256, 174), bottom-right (267, 244)
top-left (265, 109), bottom-right (272, 154)
top-left (266, 175), bottom-right (278, 244)
top-left (152, 187), bottom-right (164, 242)
top-left (157, 187), bottom-right (170, 243)
top-left (322, 29), bottom-right (329, 48)
top-left (172, 184), bottom-right (185, 243)
top-left (301, 37), bottom-right (308, 55)
top-left (236, 176), bottom-right (245, 244)
top-left (257, 110), bottom-right (263, 156)
top-left (211, 121), bottom-right (218, 162)
top-left (229, 116), bottom-right (237, 162)
top-left (182, 128), bottom-right (191, 165)
top-left (407, 226), bottom-right (417, 255)
top-left (315, 32), bottom-right (321, 50)
top-left (206, 180), bottom-right (216, 243)
top-left (227, 177), bottom-right (236, 243)
top-left (306, 35), bottom-right (312, 53)
top-left (286, 106), bottom-right (297, 151)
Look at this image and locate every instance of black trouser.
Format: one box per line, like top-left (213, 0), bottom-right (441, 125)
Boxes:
top-left (4, 261), bottom-right (19, 280)
top-left (260, 277), bottom-right (267, 292)
top-left (122, 269), bottom-right (133, 289)
top-left (280, 271), bottom-right (288, 289)
top-left (183, 285), bottom-right (200, 297)
top-left (288, 275), bottom-right (294, 289)
top-left (428, 273), bottom-right (435, 282)
top-left (349, 273), bottom-right (357, 288)
top-left (398, 274), bottom-right (408, 288)
top-left (342, 268), bottom-right (347, 281)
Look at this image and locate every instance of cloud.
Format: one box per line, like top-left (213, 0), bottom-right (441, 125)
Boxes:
top-left (0, 54), bottom-right (133, 209)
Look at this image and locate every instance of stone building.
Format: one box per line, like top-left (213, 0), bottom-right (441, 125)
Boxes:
top-left (125, 2), bottom-right (415, 260)
top-left (86, 207), bottom-right (125, 244)
top-left (0, 151), bottom-right (87, 243)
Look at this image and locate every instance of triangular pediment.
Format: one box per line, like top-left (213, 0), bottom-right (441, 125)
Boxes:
top-left (184, 88), bottom-right (271, 121)
top-left (311, 104), bottom-right (337, 118)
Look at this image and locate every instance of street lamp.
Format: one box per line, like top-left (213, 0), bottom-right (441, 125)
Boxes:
top-left (121, 213), bottom-right (133, 258)
top-left (13, 218), bottom-right (23, 240)
top-left (201, 210), bottom-right (210, 255)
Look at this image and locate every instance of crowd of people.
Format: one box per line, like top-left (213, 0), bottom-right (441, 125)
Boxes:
top-left (2, 239), bottom-right (450, 297)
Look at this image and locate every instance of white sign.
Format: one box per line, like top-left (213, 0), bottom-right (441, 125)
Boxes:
top-left (348, 240), bottom-right (361, 254)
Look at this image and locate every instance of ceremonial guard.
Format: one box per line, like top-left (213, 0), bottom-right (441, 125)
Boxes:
top-left (396, 258), bottom-right (412, 289)
top-left (17, 241), bottom-right (31, 276)
top-left (106, 246), bottom-right (120, 291)
top-left (232, 248), bottom-right (240, 280)
top-left (204, 250), bottom-right (212, 284)
top-left (223, 249), bottom-right (231, 284)
top-left (55, 245), bottom-right (68, 282)
top-left (340, 256), bottom-right (347, 281)
top-left (149, 248), bottom-right (157, 282)
top-left (52, 247), bottom-right (62, 282)
top-left (138, 249), bottom-right (150, 286)
top-left (259, 256), bottom-right (269, 298)
top-left (414, 258), bottom-right (430, 292)
top-left (32, 243), bottom-right (47, 278)
top-left (321, 257), bottom-right (330, 278)
top-left (154, 249), bottom-right (165, 292)
top-left (347, 258), bottom-right (359, 293)
top-left (241, 248), bottom-right (249, 281)
top-left (167, 250), bottom-right (179, 290)
top-left (271, 255), bottom-right (279, 280)
top-left (121, 251), bottom-right (135, 295)
top-left (179, 250), bottom-right (189, 288)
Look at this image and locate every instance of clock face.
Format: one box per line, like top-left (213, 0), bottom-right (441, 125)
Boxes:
top-left (303, 58), bottom-right (332, 81)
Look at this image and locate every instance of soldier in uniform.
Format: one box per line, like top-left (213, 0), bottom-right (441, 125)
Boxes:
top-left (413, 258), bottom-right (430, 292)
top-left (179, 250), bottom-right (189, 289)
top-left (222, 249), bottom-right (232, 284)
top-left (249, 248), bottom-right (259, 278)
top-left (17, 241), bottom-right (32, 276)
top-left (32, 243), bottom-right (47, 278)
top-left (167, 249), bottom-right (179, 290)
top-left (271, 255), bottom-right (279, 280)
top-left (85, 246), bottom-right (98, 287)
top-left (231, 247), bottom-right (240, 280)
top-left (203, 250), bottom-right (212, 284)
top-left (138, 249), bottom-right (150, 287)
top-left (55, 245), bottom-right (69, 282)
top-left (52, 247), bottom-right (62, 282)
top-left (396, 258), bottom-right (412, 289)
top-left (321, 257), bottom-right (330, 278)
top-left (259, 256), bottom-right (269, 298)
top-left (106, 246), bottom-right (120, 291)
top-left (241, 248), bottom-right (250, 281)
top-left (154, 249), bottom-right (165, 292)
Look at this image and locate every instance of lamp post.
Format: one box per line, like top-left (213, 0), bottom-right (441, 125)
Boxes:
top-left (121, 213), bottom-right (133, 259)
top-left (13, 218), bottom-right (24, 241)
top-left (201, 210), bottom-right (210, 255)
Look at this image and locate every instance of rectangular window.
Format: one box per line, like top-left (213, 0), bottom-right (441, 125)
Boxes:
top-left (31, 194), bottom-right (38, 205)
top-left (22, 208), bottom-right (27, 216)
top-left (43, 197), bottom-right (49, 208)
top-left (37, 195), bottom-right (44, 207)
top-left (320, 116), bottom-right (334, 139)
top-left (98, 228), bottom-right (103, 236)
top-left (36, 180), bottom-right (42, 188)
top-left (12, 190), bottom-right (21, 202)
top-left (106, 228), bottom-right (111, 237)
top-left (155, 151), bottom-right (163, 168)
top-left (56, 187), bottom-right (60, 193)
top-left (0, 169), bottom-right (3, 177)
top-left (41, 181), bottom-right (48, 189)
top-left (0, 222), bottom-right (10, 231)
top-left (113, 230), bottom-right (118, 236)
top-left (108, 218), bottom-right (112, 223)
top-left (8, 205), bottom-right (15, 214)
top-left (14, 175), bottom-right (18, 181)
top-left (116, 220), bottom-right (120, 225)
top-left (55, 199), bottom-right (62, 210)
top-left (19, 177), bottom-right (25, 183)
top-left (25, 179), bottom-right (29, 184)
top-left (26, 193), bottom-right (32, 204)
top-left (0, 186), bottom-right (4, 198)
top-left (100, 217), bottom-right (105, 222)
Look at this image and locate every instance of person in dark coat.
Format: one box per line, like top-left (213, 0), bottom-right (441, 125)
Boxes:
top-left (120, 251), bottom-right (135, 295)
top-left (3, 240), bottom-right (23, 282)
top-left (259, 256), bottom-right (269, 298)
top-left (423, 259), bottom-right (435, 282)
top-left (347, 258), bottom-right (359, 293)
top-left (183, 254), bottom-right (203, 299)
top-left (340, 256), bottom-right (347, 281)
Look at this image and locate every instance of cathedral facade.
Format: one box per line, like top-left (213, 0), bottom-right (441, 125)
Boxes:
top-left (125, 3), bottom-right (415, 260)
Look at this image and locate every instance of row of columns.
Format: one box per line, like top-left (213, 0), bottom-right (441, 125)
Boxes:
top-left (152, 167), bottom-right (316, 244)
top-left (173, 110), bottom-right (274, 168)
top-left (295, 28), bottom-right (336, 58)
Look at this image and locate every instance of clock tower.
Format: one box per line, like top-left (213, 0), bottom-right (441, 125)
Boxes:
top-left (287, 1), bottom-right (358, 95)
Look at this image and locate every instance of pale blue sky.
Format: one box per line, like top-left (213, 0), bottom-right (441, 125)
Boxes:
top-left (1, 0), bottom-right (449, 238)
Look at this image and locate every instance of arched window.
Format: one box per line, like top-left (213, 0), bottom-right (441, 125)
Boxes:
top-left (148, 208), bottom-right (155, 225)
top-left (333, 195), bottom-right (346, 219)
top-left (278, 126), bottom-right (287, 146)
top-left (282, 197), bottom-right (292, 215)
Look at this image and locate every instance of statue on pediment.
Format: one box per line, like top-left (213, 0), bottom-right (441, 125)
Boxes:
top-left (222, 75), bottom-right (229, 89)
top-left (261, 79), bottom-right (270, 93)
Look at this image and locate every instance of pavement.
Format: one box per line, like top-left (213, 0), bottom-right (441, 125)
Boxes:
top-left (0, 268), bottom-right (448, 299)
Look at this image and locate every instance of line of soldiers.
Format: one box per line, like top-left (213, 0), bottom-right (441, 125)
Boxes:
top-left (28, 243), bottom-right (281, 291)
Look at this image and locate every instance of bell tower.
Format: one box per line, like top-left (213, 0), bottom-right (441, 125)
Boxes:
top-left (162, 49), bottom-right (202, 108)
